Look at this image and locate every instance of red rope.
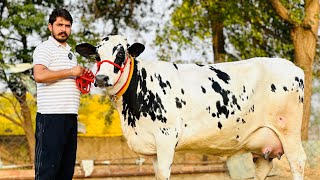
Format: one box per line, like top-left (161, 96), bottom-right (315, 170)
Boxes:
top-left (76, 70), bottom-right (95, 94)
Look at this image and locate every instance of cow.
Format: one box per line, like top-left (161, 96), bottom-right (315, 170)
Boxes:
top-left (76, 35), bottom-right (306, 180)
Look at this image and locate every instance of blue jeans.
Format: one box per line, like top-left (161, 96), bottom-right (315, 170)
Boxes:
top-left (35, 113), bottom-right (78, 180)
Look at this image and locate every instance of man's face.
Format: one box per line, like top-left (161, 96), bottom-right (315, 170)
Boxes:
top-left (48, 17), bottom-right (72, 43)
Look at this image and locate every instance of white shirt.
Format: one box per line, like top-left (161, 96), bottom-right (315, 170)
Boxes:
top-left (33, 36), bottom-right (80, 114)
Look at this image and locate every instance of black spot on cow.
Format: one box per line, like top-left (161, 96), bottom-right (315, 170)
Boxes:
top-left (209, 78), bottom-right (230, 105)
top-left (201, 86), bottom-right (206, 93)
top-left (299, 79), bottom-right (304, 90)
top-left (112, 46), bottom-right (117, 54)
top-left (175, 98), bottom-right (182, 109)
top-left (283, 86), bottom-right (288, 91)
top-left (150, 76), bottom-right (153, 82)
top-left (271, 84), bottom-right (276, 92)
top-left (114, 46), bottom-right (125, 73)
top-left (212, 113), bottom-right (216, 118)
top-left (155, 74), bottom-right (172, 95)
top-left (181, 89), bottom-right (184, 94)
top-left (167, 81), bottom-right (171, 89)
top-left (206, 106), bottom-right (211, 113)
top-left (216, 101), bottom-right (229, 118)
top-left (184, 124), bottom-right (187, 127)
top-left (197, 64), bottom-right (204, 67)
top-left (141, 68), bottom-right (147, 79)
top-left (160, 127), bottom-right (169, 135)
top-left (143, 112), bottom-right (147, 117)
top-left (236, 135), bottom-right (239, 139)
top-left (207, 77), bottom-right (241, 119)
top-left (299, 96), bottom-right (304, 103)
top-left (122, 60), bottom-right (168, 127)
top-left (236, 118), bottom-right (240, 122)
top-left (176, 97), bottom-right (187, 109)
top-left (249, 105), bottom-right (254, 113)
top-left (209, 66), bottom-right (231, 84)
top-left (242, 119), bottom-right (246, 124)
top-left (218, 121), bottom-right (222, 129)
top-left (173, 63), bottom-right (178, 70)
top-left (295, 77), bottom-right (304, 90)
top-left (135, 132), bottom-right (138, 135)
top-left (243, 86), bottom-right (246, 93)
top-left (231, 95), bottom-right (241, 110)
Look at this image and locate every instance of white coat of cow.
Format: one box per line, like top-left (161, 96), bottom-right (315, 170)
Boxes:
top-left (76, 35), bottom-right (306, 180)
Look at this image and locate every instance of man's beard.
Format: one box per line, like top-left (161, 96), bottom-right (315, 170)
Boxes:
top-left (52, 31), bottom-right (69, 43)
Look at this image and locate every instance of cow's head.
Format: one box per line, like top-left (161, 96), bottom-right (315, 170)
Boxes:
top-left (76, 35), bottom-right (145, 90)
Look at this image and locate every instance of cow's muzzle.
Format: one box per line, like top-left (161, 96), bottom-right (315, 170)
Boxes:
top-left (94, 75), bottom-right (112, 87)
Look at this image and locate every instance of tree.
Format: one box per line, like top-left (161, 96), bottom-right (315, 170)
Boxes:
top-left (0, 0), bottom-right (159, 163)
top-left (155, 0), bottom-right (319, 140)
top-left (268, 0), bottom-right (319, 140)
top-left (64, 0), bottom-right (155, 38)
top-left (0, 0), bottom-right (48, 163)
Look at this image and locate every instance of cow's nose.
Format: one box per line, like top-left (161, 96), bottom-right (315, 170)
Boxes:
top-left (94, 75), bottom-right (111, 87)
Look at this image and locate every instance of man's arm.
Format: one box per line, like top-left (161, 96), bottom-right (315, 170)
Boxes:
top-left (33, 64), bottom-right (84, 83)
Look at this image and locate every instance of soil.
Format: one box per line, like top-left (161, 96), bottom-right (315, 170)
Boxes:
top-left (1, 136), bottom-right (319, 179)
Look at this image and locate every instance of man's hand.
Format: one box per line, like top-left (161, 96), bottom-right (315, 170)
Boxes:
top-left (70, 65), bottom-right (84, 77)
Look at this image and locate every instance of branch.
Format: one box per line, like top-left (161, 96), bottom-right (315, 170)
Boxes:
top-left (0, 112), bottom-right (22, 126)
top-left (7, 36), bottom-right (21, 42)
top-left (0, 94), bottom-right (23, 122)
top-left (268, 0), bottom-right (291, 23)
top-left (303, 0), bottom-right (319, 38)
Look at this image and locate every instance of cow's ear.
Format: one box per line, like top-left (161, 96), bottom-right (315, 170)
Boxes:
top-left (127, 43), bottom-right (145, 58)
top-left (76, 43), bottom-right (97, 58)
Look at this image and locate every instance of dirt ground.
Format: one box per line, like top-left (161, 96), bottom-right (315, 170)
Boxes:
top-left (74, 137), bottom-right (320, 180)
top-left (1, 137), bottom-right (320, 179)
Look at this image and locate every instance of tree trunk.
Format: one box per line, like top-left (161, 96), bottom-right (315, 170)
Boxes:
top-left (211, 22), bottom-right (225, 64)
top-left (290, 0), bottom-right (319, 140)
top-left (291, 26), bottom-right (317, 140)
top-left (19, 96), bottom-right (35, 163)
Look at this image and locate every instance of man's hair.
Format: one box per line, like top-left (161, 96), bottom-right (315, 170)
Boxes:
top-left (49, 8), bottom-right (73, 25)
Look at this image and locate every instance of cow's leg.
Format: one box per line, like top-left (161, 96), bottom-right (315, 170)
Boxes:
top-left (153, 143), bottom-right (175, 180)
top-left (152, 157), bottom-right (159, 178)
top-left (272, 112), bottom-right (306, 179)
top-left (280, 136), bottom-right (306, 180)
top-left (253, 156), bottom-right (273, 180)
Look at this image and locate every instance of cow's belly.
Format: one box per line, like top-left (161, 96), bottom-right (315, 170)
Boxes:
top-left (173, 104), bottom-right (265, 155)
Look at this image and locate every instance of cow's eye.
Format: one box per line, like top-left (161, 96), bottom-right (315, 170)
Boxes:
top-left (113, 47), bottom-right (117, 54)
top-left (102, 37), bottom-right (109, 41)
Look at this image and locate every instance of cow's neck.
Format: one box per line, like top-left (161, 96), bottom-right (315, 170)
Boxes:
top-left (120, 60), bottom-right (167, 128)
top-left (120, 60), bottom-right (140, 128)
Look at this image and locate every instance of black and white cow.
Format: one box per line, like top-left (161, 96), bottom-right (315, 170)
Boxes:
top-left (76, 35), bottom-right (306, 180)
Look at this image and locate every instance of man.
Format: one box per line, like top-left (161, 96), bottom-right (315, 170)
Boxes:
top-left (33, 8), bottom-right (84, 180)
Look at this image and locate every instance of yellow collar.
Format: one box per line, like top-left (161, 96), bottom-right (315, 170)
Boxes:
top-left (113, 56), bottom-right (134, 100)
